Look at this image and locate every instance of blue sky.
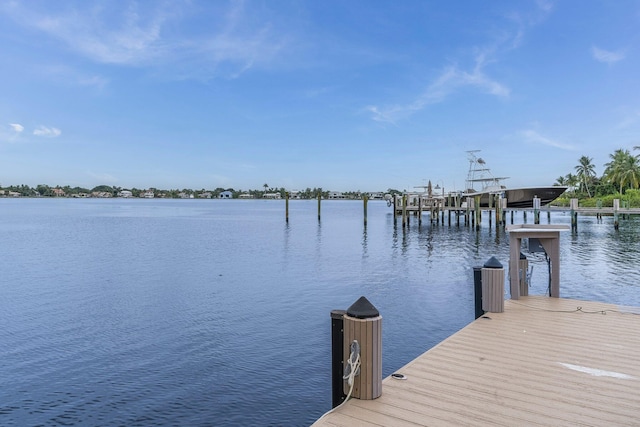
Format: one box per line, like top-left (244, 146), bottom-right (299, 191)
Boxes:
top-left (1, 0), bottom-right (639, 192)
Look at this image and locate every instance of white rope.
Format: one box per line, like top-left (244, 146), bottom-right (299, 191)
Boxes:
top-left (315, 340), bottom-right (361, 422)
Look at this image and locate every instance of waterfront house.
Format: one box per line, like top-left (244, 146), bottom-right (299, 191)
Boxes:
top-left (219, 191), bottom-right (233, 199)
top-left (263, 192), bottom-right (281, 199)
top-left (52, 188), bottom-right (65, 197)
top-left (118, 190), bottom-right (133, 198)
top-left (238, 193), bottom-right (254, 199)
top-left (91, 191), bottom-right (113, 198)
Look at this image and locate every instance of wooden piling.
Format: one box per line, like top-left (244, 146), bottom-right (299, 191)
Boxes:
top-left (570, 198), bottom-right (578, 230)
top-left (481, 257), bottom-right (504, 313)
top-left (342, 297), bottom-right (382, 401)
top-left (519, 253), bottom-right (529, 297)
top-left (360, 194), bottom-right (366, 226)
top-left (317, 192), bottom-right (322, 222)
top-left (533, 196), bottom-right (540, 224)
top-left (402, 194), bottom-right (408, 228)
top-left (614, 198), bottom-right (620, 230)
top-left (474, 196), bottom-right (481, 231)
top-left (393, 195), bottom-right (398, 222)
top-left (285, 191), bottom-right (289, 222)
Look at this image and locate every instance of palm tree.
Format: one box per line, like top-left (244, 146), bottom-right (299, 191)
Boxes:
top-left (574, 155), bottom-right (595, 197)
top-left (604, 149), bottom-right (632, 194)
top-left (619, 155), bottom-right (640, 192)
top-left (603, 149), bottom-right (640, 194)
top-left (564, 173), bottom-right (578, 195)
top-left (555, 176), bottom-right (567, 186)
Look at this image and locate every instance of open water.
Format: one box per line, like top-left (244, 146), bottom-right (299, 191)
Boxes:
top-left (1, 198), bottom-right (639, 426)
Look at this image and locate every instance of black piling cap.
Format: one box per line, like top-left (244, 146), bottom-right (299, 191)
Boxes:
top-left (346, 296), bottom-right (380, 319)
top-left (483, 256), bottom-right (503, 269)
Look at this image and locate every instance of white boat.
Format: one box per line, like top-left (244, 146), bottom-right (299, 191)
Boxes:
top-left (461, 151), bottom-right (567, 208)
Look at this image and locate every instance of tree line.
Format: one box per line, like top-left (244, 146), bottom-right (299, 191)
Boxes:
top-left (0, 183), bottom-right (398, 199)
top-left (555, 146), bottom-right (640, 207)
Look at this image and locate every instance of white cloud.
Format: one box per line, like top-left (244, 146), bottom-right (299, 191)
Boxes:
top-left (592, 46), bottom-right (625, 64)
top-left (9, 123), bottom-right (24, 133)
top-left (365, 1), bottom-right (553, 124)
top-left (33, 126), bottom-right (62, 137)
top-left (1, 123), bottom-right (24, 143)
top-left (367, 56), bottom-right (510, 125)
top-left (519, 129), bottom-right (575, 150)
top-left (3, 1), bottom-right (286, 79)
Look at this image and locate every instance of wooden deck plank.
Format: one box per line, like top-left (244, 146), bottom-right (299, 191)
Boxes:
top-left (312, 296), bottom-right (640, 427)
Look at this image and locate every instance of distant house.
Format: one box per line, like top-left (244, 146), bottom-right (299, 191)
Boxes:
top-left (238, 193), bottom-right (254, 199)
top-left (328, 191), bottom-right (346, 199)
top-left (263, 192), bottom-right (281, 199)
top-left (91, 191), bottom-right (113, 198)
top-left (118, 190), bottom-right (133, 198)
top-left (288, 190), bottom-right (301, 199)
top-left (8, 191), bottom-right (21, 197)
top-left (52, 188), bottom-right (65, 197)
top-left (219, 191), bottom-right (233, 199)
top-left (141, 190), bottom-right (155, 198)
top-left (199, 192), bottom-right (212, 199)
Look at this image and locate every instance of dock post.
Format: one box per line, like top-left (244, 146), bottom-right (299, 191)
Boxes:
top-left (342, 297), bottom-right (382, 400)
top-left (393, 195), bottom-right (398, 222)
top-left (418, 195), bottom-right (422, 226)
top-left (570, 198), bottom-right (578, 231)
top-left (285, 191), bottom-right (290, 222)
top-left (474, 196), bottom-right (481, 230)
top-left (402, 194), bottom-right (408, 228)
top-left (613, 198), bottom-right (620, 230)
top-left (510, 210), bottom-right (514, 224)
top-left (533, 196), bottom-right (541, 224)
top-left (330, 309), bottom-right (347, 408)
top-left (488, 195), bottom-right (493, 229)
top-left (481, 256), bottom-right (504, 313)
top-left (363, 194), bottom-right (368, 226)
top-left (317, 192), bottom-right (322, 222)
top-left (472, 266), bottom-right (484, 319)
top-left (519, 252), bottom-right (529, 297)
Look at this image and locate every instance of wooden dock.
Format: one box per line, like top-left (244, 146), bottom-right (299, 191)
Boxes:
top-left (312, 296), bottom-right (640, 426)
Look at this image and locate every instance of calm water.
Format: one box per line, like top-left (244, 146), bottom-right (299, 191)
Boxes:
top-left (1, 199), bottom-right (639, 426)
